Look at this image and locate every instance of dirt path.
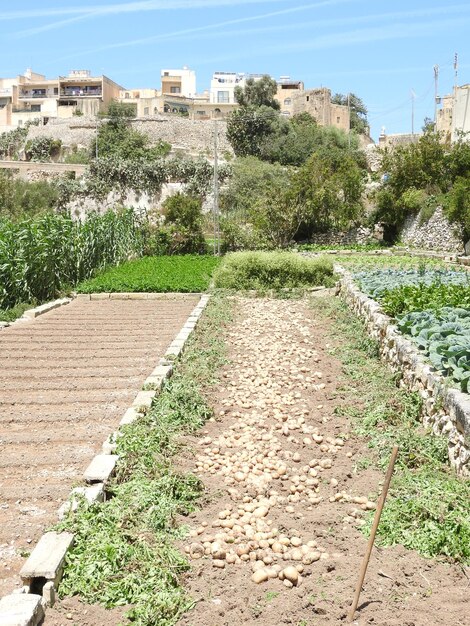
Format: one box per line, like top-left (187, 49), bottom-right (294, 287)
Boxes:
top-left (0, 296), bottom-right (198, 597)
top-left (177, 297), bottom-right (468, 626)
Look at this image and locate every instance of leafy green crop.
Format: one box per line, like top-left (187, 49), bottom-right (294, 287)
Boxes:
top-left (380, 282), bottom-right (470, 316)
top-left (354, 268), bottom-right (469, 299)
top-left (77, 255), bottom-right (221, 293)
top-left (397, 307), bottom-right (470, 391)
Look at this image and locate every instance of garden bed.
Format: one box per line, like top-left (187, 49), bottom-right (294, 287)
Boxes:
top-left (337, 265), bottom-right (470, 475)
top-left (76, 255), bottom-right (221, 294)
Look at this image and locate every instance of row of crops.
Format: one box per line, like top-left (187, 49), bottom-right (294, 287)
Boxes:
top-left (0, 209), bottom-right (143, 309)
top-left (354, 267), bottom-right (470, 392)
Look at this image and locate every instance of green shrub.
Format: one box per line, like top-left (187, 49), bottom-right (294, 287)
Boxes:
top-left (161, 193), bottom-right (207, 254)
top-left (444, 176), bottom-right (470, 239)
top-left (212, 251), bottom-right (334, 291)
top-left (0, 171), bottom-right (59, 220)
top-left (25, 136), bottom-right (62, 162)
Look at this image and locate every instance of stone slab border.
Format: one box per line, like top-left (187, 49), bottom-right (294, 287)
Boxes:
top-left (0, 298), bottom-right (72, 331)
top-left (0, 293), bottom-right (210, 625)
top-left (336, 266), bottom-right (470, 476)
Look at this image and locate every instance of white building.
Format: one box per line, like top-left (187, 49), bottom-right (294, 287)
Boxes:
top-left (210, 72), bottom-right (246, 105)
top-left (160, 67), bottom-right (196, 98)
top-left (452, 84), bottom-right (470, 140)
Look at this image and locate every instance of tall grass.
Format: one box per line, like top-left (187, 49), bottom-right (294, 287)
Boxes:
top-left (0, 209), bottom-right (142, 309)
top-left (212, 251), bottom-right (335, 291)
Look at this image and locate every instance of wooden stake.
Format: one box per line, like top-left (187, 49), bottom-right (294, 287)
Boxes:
top-left (346, 445), bottom-right (399, 623)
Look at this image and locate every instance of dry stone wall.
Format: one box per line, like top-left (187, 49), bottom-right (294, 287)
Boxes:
top-left (26, 115), bottom-right (232, 156)
top-left (307, 224), bottom-right (384, 247)
top-left (337, 266), bottom-right (470, 476)
top-left (400, 206), bottom-right (465, 253)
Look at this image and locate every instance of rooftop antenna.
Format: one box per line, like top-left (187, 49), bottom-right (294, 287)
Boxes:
top-left (433, 65), bottom-right (439, 126)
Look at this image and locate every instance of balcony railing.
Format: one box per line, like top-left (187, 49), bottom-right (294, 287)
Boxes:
top-left (19, 92), bottom-right (56, 99)
top-left (60, 89), bottom-right (102, 97)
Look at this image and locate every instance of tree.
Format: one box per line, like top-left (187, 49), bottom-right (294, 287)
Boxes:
top-left (287, 150), bottom-right (365, 237)
top-left (226, 105), bottom-right (280, 157)
top-left (92, 100), bottom-right (170, 160)
top-left (234, 75), bottom-right (280, 110)
top-left (331, 92), bottom-right (368, 135)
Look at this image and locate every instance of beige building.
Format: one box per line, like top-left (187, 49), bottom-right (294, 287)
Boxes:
top-left (161, 93), bottom-right (237, 120)
top-left (0, 69), bottom-right (124, 131)
top-left (119, 88), bottom-right (161, 117)
top-left (291, 87), bottom-right (350, 131)
top-left (435, 84), bottom-right (470, 142)
top-left (275, 77), bottom-right (304, 116)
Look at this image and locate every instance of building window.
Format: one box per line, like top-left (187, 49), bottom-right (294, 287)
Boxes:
top-left (306, 96), bottom-right (310, 102)
top-left (336, 117), bottom-right (340, 123)
top-left (284, 98), bottom-right (291, 106)
top-left (217, 90), bottom-right (229, 103)
top-left (197, 110), bottom-right (206, 115)
top-left (125, 92), bottom-right (130, 99)
top-left (144, 107), bottom-right (149, 115)
top-left (170, 86), bottom-right (181, 94)
top-left (54, 88), bottom-right (58, 95)
top-left (31, 104), bottom-right (41, 112)
top-left (154, 106), bottom-right (158, 114)
top-left (164, 72), bottom-right (169, 76)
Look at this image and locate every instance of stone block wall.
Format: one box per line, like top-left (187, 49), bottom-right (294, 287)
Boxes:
top-left (337, 267), bottom-right (470, 476)
top-left (400, 206), bottom-right (464, 253)
top-left (308, 224), bottom-right (384, 247)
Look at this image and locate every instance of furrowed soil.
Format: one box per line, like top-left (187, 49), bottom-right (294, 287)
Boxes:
top-left (0, 296), bottom-right (198, 598)
top-left (175, 296), bottom-right (469, 626)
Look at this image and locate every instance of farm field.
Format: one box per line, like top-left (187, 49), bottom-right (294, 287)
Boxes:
top-left (0, 295), bottom-right (199, 598)
top-left (76, 255), bottom-right (221, 294)
top-left (351, 266), bottom-right (470, 391)
top-left (46, 288), bottom-right (469, 626)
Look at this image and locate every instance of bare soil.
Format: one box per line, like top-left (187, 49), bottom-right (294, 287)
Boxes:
top-left (0, 296), bottom-right (198, 597)
top-left (175, 297), bottom-right (469, 626)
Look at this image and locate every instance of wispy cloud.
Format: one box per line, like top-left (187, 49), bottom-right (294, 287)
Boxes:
top-left (181, 15), bottom-right (470, 68)
top-left (1, 0), bottom-right (288, 21)
top-left (116, 3), bottom-right (470, 46)
top-left (11, 0), bottom-right (361, 39)
top-left (58, 0), bottom-right (360, 59)
top-left (7, 0), bottom-right (291, 37)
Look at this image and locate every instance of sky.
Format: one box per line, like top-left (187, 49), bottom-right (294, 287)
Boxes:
top-left (1, 0), bottom-right (469, 140)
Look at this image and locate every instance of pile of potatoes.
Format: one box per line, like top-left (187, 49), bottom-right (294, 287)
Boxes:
top-left (187, 300), bottom-right (374, 586)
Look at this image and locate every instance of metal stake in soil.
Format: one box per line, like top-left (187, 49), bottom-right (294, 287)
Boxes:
top-left (346, 444), bottom-right (399, 623)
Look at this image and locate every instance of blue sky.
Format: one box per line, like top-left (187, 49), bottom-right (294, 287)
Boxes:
top-left (1, 0), bottom-right (469, 139)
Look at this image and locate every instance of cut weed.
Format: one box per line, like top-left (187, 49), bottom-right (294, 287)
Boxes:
top-left (309, 294), bottom-right (470, 565)
top-left (56, 294), bottom-right (233, 625)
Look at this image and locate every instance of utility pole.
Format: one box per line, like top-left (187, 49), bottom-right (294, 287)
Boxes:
top-left (411, 89), bottom-right (415, 138)
top-left (213, 118), bottom-right (220, 256)
top-left (454, 52), bottom-right (458, 95)
top-left (433, 65), bottom-right (439, 127)
top-left (347, 92), bottom-right (351, 148)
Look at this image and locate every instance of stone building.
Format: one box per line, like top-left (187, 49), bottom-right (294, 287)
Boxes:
top-left (291, 87), bottom-right (350, 131)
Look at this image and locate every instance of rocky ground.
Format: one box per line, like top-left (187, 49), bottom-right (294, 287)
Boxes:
top-left (175, 296), bottom-right (468, 626)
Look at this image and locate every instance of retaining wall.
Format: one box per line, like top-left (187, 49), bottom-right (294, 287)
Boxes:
top-left (337, 267), bottom-right (470, 476)
top-left (400, 206), bottom-right (465, 254)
